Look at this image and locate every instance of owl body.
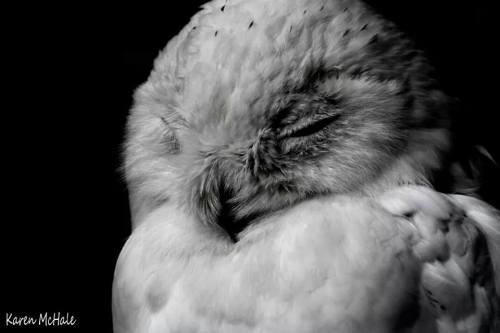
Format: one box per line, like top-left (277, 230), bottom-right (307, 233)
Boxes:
top-left (113, 0), bottom-right (500, 332)
top-left (114, 194), bottom-right (417, 332)
top-left (113, 187), bottom-right (500, 332)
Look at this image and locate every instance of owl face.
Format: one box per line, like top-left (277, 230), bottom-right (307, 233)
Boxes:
top-left (126, 0), bottom-right (451, 237)
top-left (182, 69), bottom-right (448, 239)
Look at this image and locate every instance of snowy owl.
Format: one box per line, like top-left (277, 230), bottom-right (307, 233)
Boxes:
top-left (113, 0), bottom-right (500, 332)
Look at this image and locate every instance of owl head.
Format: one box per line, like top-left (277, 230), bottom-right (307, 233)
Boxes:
top-left (125, 0), bottom-right (451, 238)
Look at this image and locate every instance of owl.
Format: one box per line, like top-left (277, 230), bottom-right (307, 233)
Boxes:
top-left (112, 0), bottom-right (500, 332)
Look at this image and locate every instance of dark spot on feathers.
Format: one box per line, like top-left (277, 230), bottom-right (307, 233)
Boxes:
top-left (248, 21), bottom-right (254, 29)
top-left (320, 5), bottom-right (324, 11)
top-left (221, 5), bottom-right (225, 12)
top-left (423, 288), bottom-right (447, 313)
top-left (343, 7), bottom-right (348, 12)
top-left (403, 210), bottom-right (415, 219)
top-left (369, 34), bottom-right (379, 44)
top-left (350, 67), bottom-right (366, 78)
top-left (304, 10), bottom-right (307, 14)
top-left (290, 26), bottom-right (293, 32)
top-left (361, 24), bottom-right (368, 31)
top-left (342, 29), bottom-right (350, 37)
top-left (192, 26), bottom-right (197, 30)
top-left (215, 30), bottom-right (218, 36)
top-left (333, 66), bottom-right (341, 79)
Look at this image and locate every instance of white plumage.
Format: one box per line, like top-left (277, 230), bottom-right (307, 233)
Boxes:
top-left (113, 0), bottom-right (500, 332)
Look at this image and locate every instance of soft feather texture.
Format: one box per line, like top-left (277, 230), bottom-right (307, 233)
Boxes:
top-left (113, 186), bottom-right (500, 332)
top-left (114, 0), bottom-right (499, 332)
top-left (114, 192), bottom-right (419, 332)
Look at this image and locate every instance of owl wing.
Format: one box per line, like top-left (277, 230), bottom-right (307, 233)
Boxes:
top-left (379, 186), bottom-right (500, 333)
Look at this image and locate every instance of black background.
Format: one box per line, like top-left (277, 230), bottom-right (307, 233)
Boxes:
top-left (4, 1), bottom-right (498, 332)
